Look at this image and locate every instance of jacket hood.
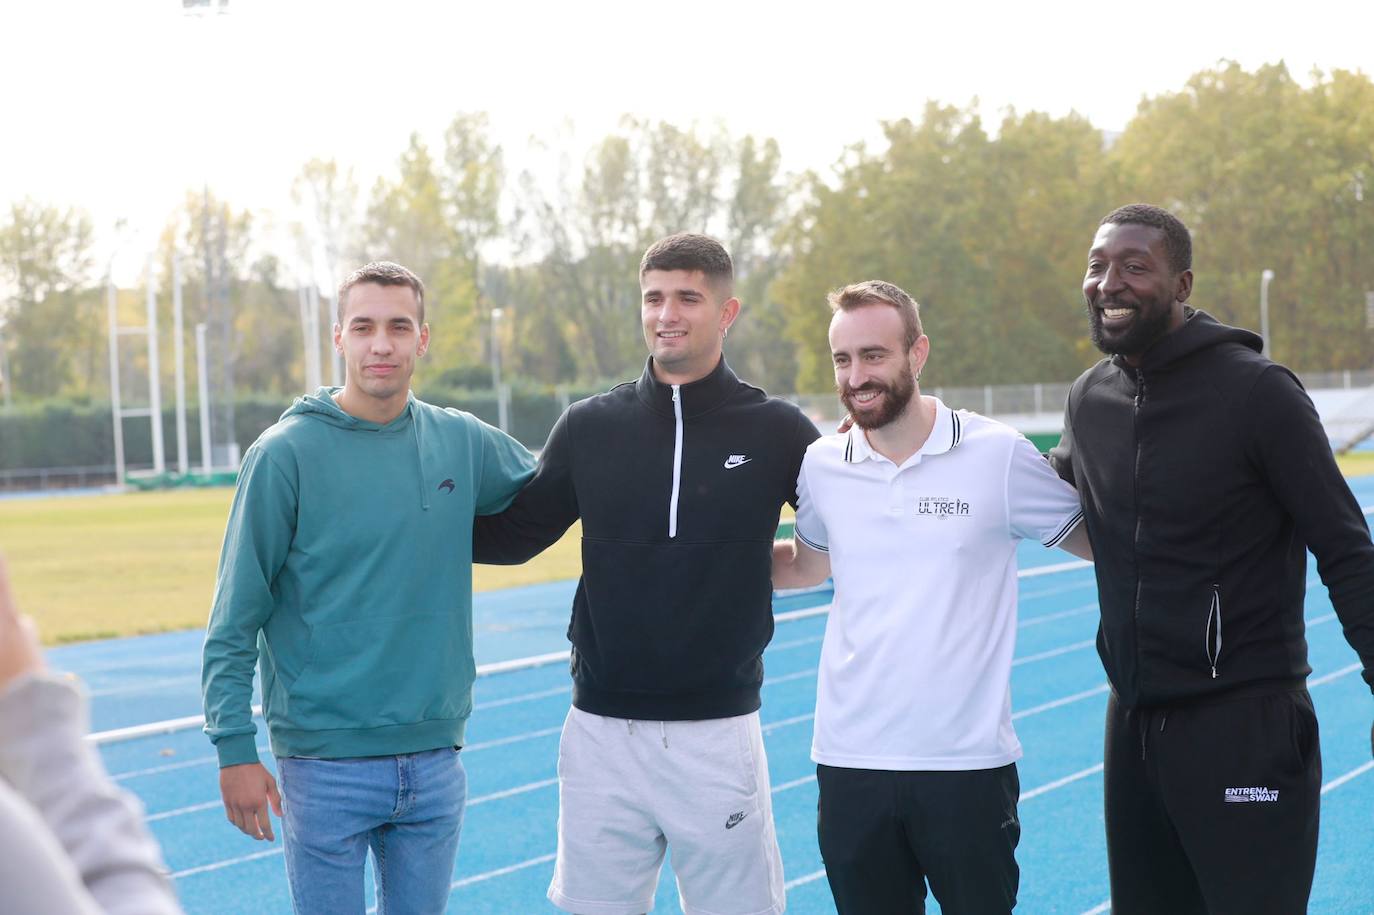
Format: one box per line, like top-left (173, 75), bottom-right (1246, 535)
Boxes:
top-left (1119, 308), bottom-right (1262, 372)
top-left (280, 386), bottom-right (433, 508)
top-left (280, 386), bottom-right (415, 429)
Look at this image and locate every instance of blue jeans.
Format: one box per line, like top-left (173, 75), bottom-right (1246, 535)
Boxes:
top-left (276, 748), bottom-right (466, 915)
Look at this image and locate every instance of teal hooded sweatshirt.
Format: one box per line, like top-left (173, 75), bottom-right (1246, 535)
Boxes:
top-left (202, 388), bottom-right (535, 767)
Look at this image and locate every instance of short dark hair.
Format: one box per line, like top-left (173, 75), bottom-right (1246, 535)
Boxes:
top-left (337, 261), bottom-right (425, 323)
top-left (1100, 204), bottom-right (1193, 274)
top-left (639, 233), bottom-right (734, 298)
top-left (828, 280), bottom-right (923, 350)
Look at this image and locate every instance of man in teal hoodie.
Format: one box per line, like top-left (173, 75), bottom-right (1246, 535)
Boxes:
top-left (201, 261), bottom-right (535, 914)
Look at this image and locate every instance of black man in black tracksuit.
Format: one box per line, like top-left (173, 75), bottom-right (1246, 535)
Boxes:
top-left (1051, 205), bottom-right (1374, 914)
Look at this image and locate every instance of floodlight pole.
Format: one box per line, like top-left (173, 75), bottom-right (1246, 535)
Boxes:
top-left (491, 307), bottom-right (507, 432)
top-left (1260, 269), bottom-right (1275, 356)
top-left (196, 323), bottom-right (212, 475)
top-left (145, 257), bottom-right (166, 475)
top-left (106, 276), bottom-right (126, 485)
top-left (173, 255), bottom-right (189, 475)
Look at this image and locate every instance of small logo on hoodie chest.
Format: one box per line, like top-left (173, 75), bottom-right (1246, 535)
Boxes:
top-left (723, 454), bottom-right (752, 469)
top-left (438, 478), bottom-right (455, 493)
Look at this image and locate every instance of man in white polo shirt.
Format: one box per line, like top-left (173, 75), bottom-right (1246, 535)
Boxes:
top-left (772, 280), bottom-right (1091, 914)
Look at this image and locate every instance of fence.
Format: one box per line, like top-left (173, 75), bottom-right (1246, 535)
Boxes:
top-left (4, 369), bottom-right (1373, 492)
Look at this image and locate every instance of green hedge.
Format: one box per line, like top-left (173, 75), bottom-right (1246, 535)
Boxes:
top-left (0, 386), bottom-right (608, 472)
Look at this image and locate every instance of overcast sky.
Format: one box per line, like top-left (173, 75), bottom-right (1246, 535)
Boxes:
top-left (2, 0), bottom-right (1369, 278)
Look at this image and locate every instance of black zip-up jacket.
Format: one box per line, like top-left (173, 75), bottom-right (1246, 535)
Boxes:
top-left (1050, 309), bottom-right (1374, 708)
top-left (473, 357), bottom-right (820, 720)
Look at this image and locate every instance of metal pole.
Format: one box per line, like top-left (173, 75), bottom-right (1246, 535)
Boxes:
top-left (491, 307), bottom-right (507, 432)
top-left (173, 255), bottom-right (189, 475)
top-left (106, 277), bottom-right (126, 486)
top-left (146, 256), bottom-right (166, 475)
top-left (0, 325), bottom-right (11, 411)
top-left (196, 323), bottom-right (212, 474)
top-left (1260, 269), bottom-right (1275, 356)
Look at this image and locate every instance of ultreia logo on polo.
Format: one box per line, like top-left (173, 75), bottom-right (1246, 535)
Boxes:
top-left (917, 496), bottom-right (971, 518)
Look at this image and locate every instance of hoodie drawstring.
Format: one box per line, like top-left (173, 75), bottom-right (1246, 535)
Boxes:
top-left (410, 410), bottom-right (430, 510)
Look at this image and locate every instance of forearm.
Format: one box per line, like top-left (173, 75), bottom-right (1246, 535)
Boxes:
top-left (772, 539), bottom-right (831, 589)
top-left (0, 673), bottom-right (182, 915)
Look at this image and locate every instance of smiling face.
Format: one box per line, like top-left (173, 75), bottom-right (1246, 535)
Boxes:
top-left (830, 303), bottom-right (926, 430)
top-left (1083, 221), bottom-right (1191, 362)
top-left (640, 268), bottom-right (740, 385)
top-left (333, 281), bottom-right (429, 423)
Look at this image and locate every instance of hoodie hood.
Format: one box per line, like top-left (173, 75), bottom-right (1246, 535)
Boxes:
top-left (1119, 308), bottom-right (1262, 373)
top-left (282, 386), bottom-right (432, 508)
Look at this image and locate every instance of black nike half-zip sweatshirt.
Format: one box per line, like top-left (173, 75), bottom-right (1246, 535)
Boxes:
top-left (474, 357), bottom-right (820, 720)
top-left (1050, 308), bottom-right (1374, 708)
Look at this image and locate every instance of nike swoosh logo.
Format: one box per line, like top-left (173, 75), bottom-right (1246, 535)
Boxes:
top-left (723, 457), bottom-right (752, 469)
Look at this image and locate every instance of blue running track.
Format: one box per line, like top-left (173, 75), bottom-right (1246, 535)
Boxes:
top-left (48, 477), bottom-right (1374, 913)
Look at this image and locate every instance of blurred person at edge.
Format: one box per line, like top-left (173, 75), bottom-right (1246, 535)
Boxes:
top-left (0, 552), bottom-right (183, 915)
top-left (1050, 204), bottom-right (1374, 914)
top-left (201, 261), bottom-right (534, 914)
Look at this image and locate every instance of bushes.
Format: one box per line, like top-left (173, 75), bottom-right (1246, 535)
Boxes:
top-left (0, 385), bottom-right (611, 471)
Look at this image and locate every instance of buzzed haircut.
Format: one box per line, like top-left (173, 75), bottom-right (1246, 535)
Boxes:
top-left (639, 233), bottom-right (734, 299)
top-left (337, 261), bottom-right (426, 323)
top-left (1101, 204), bottom-right (1193, 275)
top-left (828, 280), bottom-right (923, 351)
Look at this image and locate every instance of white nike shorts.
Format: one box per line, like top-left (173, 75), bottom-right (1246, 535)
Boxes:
top-left (547, 706), bottom-right (786, 915)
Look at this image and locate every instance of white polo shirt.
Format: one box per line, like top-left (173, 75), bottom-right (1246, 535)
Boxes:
top-left (795, 398), bottom-right (1082, 771)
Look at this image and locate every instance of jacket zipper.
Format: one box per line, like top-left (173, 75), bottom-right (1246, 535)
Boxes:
top-left (669, 385), bottom-right (683, 538)
top-left (1131, 370), bottom-right (1145, 686)
top-left (1205, 584), bottom-right (1223, 678)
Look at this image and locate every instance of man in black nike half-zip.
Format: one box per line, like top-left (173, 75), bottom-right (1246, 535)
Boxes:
top-left (1050, 204), bottom-right (1374, 915)
top-left (474, 233), bottom-right (819, 915)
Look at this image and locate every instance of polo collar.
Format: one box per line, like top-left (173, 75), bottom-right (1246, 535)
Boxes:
top-left (843, 396), bottom-right (963, 463)
top-left (633, 355), bottom-right (738, 419)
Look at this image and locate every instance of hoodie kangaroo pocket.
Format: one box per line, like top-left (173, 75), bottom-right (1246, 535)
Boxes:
top-left (287, 612), bottom-right (474, 730)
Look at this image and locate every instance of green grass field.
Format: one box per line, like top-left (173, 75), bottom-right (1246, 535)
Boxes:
top-left (2, 454), bottom-right (1368, 645)
top-left (0, 489), bottom-right (583, 644)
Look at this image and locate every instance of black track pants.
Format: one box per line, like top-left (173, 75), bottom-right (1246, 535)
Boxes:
top-left (816, 763), bottom-right (1020, 914)
top-left (1104, 689), bottom-right (1320, 915)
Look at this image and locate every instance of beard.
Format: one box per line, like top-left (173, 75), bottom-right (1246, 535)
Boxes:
top-left (840, 369), bottom-right (917, 430)
top-left (1087, 294), bottom-right (1176, 357)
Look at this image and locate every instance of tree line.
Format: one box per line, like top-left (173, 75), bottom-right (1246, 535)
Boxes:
top-left (1, 61), bottom-right (1371, 414)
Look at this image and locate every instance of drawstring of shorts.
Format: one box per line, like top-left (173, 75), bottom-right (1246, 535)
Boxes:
top-left (1137, 709), bottom-right (1171, 760)
top-left (625, 719), bottom-right (669, 748)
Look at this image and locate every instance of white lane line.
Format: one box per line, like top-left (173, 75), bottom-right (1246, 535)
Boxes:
top-left (1081, 901), bottom-right (1111, 914)
top-left (1322, 760), bottom-right (1374, 794)
top-left (148, 800), bottom-right (221, 822)
top-left (172, 847), bottom-right (282, 879)
top-left (784, 869), bottom-right (828, 889)
top-left (468, 778), bottom-right (558, 806)
top-left (449, 853), bottom-right (558, 889)
top-left (1012, 685), bottom-right (1110, 720)
top-left (1019, 603), bottom-right (1099, 629)
top-left (1020, 764), bottom-right (1104, 801)
top-left (464, 725), bottom-right (563, 752)
top-left (770, 634), bottom-right (825, 651)
top-left (1310, 662), bottom-right (1362, 687)
top-left (475, 685), bottom-right (570, 710)
top-left (1020, 560), bottom-right (1094, 578)
top-left (1013, 640), bottom-right (1096, 667)
top-left (157, 775), bottom-right (562, 825)
top-left (88, 674), bottom-right (201, 698)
